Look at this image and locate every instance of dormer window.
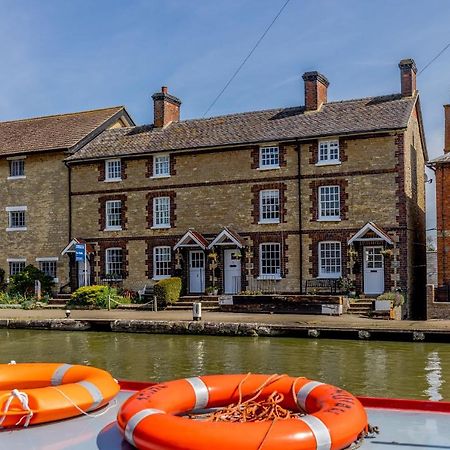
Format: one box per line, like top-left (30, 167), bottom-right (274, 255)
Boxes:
top-left (105, 159), bottom-right (122, 181)
top-left (153, 155), bottom-right (170, 177)
top-left (317, 140), bottom-right (340, 165)
top-left (259, 146), bottom-right (279, 169)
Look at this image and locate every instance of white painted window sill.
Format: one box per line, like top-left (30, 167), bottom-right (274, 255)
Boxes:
top-left (6, 227), bottom-right (27, 232)
top-left (151, 225), bottom-right (171, 230)
top-left (257, 276), bottom-right (282, 281)
top-left (7, 176), bottom-right (26, 180)
top-left (53, 278), bottom-right (59, 283)
top-left (317, 275), bottom-right (341, 279)
top-left (152, 275), bottom-right (171, 281)
top-left (315, 161), bottom-right (341, 167)
top-left (104, 178), bottom-right (122, 183)
top-left (104, 227), bottom-right (123, 231)
top-left (317, 217), bottom-right (341, 222)
top-left (257, 166), bottom-right (280, 171)
top-left (150, 175), bottom-right (171, 179)
top-left (258, 220), bottom-right (280, 225)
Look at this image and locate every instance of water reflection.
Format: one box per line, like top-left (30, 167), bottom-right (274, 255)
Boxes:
top-left (2, 329), bottom-right (450, 401)
top-left (425, 351), bottom-right (444, 401)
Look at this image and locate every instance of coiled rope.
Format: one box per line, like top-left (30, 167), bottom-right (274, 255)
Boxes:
top-left (0, 389), bottom-right (34, 427)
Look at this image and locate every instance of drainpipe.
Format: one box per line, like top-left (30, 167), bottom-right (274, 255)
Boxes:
top-left (64, 161), bottom-right (72, 240)
top-left (296, 139), bottom-right (303, 293)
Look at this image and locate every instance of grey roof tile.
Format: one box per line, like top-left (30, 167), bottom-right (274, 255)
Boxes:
top-left (67, 94), bottom-right (416, 162)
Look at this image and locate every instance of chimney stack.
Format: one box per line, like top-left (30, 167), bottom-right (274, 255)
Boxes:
top-left (444, 105), bottom-right (450, 153)
top-left (399, 59), bottom-right (417, 97)
top-left (152, 86), bottom-right (182, 128)
top-left (302, 71), bottom-right (329, 111)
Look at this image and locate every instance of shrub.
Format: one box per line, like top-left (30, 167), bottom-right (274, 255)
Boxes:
top-left (0, 292), bottom-right (21, 305)
top-left (68, 285), bottom-right (131, 308)
top-left (9, 265), bottom-right (54, 297)
top-left (154, 277), bottom-right (182, 306)
top-left (377, 291), bottom-right (405, 307)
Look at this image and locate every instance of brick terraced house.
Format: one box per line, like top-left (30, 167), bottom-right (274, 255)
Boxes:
top-left (429, 103), bottom-right (450, 291)
top-left (65, 59), bottom-right (427, 318)
top-left (0, 107), bottom-right (134, 290)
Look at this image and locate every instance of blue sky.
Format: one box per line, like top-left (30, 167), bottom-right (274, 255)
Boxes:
top-left (0, 0), bottom-right (449, 235)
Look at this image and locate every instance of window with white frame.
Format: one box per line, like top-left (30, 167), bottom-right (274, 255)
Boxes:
top-left (259, 146), bottom-right (280, 169)
top-left (318, 185), bottom-right (340, 220)
top-left (105, 159), bottom-right (122, 181)
top-left (105, 248), bottom-right (123, 279)
top-left (9, 159), bottom-right (25, 178)
top-left (153, 246), bottom-right (171, 279)
top-left (6, 206), bottom-right (27, 231)
top-left (8, 260), bottom-right (25, 276)
top-left (38, 259), bottom-right (57, 280)
top-left (318, 140), bottom-right (340, 164)
top-left (259, 190), bottom-right (280, 223)
top-left (318, 241), bottom-right (341, 278)
top-left (153, 197), bottom-right (170, 228)
top-left (259, 243), bottom-right (281, 279)
top-left (153, 155), bottom-right (170, 177)
top-left (105, 200), bottom-right (122, 230)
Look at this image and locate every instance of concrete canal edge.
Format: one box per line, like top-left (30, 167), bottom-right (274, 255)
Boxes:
top-left (1, 318), bottom-right (450, 343)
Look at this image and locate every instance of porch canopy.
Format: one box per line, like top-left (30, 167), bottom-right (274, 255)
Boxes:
top-left (208, 227), bottom-right (245, 249)
top-left (61, 238), bottom-right (95, 255)
top-left (173, 229), bottom-right (208, 250)
top-left (348, 222), bottom-right (394, 245)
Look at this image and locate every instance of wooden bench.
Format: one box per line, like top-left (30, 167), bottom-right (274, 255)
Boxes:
top-left (304, 278), bottom-right (339, 294)
top-left (138, 284), bottom-right (157, 310)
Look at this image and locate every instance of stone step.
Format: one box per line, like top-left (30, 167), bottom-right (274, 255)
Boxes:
top-left (56, 293), bottom-right (72, 299)
top-left (48, 299), bottom-right (68, 305)
top-left (166, 305), bottom-right (220, 311)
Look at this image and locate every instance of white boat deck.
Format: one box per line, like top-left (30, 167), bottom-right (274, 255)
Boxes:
top-left (1, 390), bottom-right (449, 450)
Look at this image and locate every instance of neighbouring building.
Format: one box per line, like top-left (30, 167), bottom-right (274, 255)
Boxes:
top-left (429, 104), bottom-right (450, 298)
top-left (0, 107), bottom-right (134, 290)
top-left (64, 59), bottom-right (427, 318)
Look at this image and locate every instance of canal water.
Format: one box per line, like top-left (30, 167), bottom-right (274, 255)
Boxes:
top-left (1, 329), bottom-right (449, 401)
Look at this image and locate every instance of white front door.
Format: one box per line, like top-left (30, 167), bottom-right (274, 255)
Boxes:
top-left (363, 246), bottom-right (384, 295)
top-left (189, 251), bottom-right (205, 293)
top-left (77, 258), bottom-right (91, 287)
top-left (224, 249), bottom-right (241, 294)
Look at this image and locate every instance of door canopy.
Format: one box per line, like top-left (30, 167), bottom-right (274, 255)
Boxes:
top-left (208, 227), bottom-right (245, 249)
top-left (348, 222), bottom-right (393, 246)
top-left (174, 229), bottom-right (208, 250)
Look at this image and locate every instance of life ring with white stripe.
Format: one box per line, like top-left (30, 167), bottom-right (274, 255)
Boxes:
top-left (117, 374), bottom-right (368, 450)
top-left (0, 363), bottom-right (119, 427)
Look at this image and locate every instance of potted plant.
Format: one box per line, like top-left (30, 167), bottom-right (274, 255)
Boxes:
top-left (347, 247), bottom-right (358, 259)
top-left (206, 286), bottom-right (218, 296)
top-left (381, 248), bottom-right (393, 258)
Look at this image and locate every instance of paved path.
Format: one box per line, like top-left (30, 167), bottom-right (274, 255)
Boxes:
top-left (0, 308), bottom-right (450, 331)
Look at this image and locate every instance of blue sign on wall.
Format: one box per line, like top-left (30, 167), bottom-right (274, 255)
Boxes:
top-left (75, 243), bottom-right (86, 262)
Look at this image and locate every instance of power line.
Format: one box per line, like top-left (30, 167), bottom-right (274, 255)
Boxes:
top-left (202, 0), bottom-right (291, 117)
top-left (418, 43), bottom-right (450, 75)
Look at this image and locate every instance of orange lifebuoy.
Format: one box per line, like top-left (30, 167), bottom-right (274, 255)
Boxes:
top-left (0, 363), bottom-right (119, 427)
top-left (118, 374), bottom-right (368, 450)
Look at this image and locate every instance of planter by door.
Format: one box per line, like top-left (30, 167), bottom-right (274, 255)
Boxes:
top-left (224, 249), bottom-right (241, 294)
top-left (189, 251), bottom-right (205, 294)
top-left (77, 259), bottom-right (91, 288)
top-left (363, 246), bottom-right (384, 295)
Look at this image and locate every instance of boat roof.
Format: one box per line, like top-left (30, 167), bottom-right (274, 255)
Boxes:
top-left (1, 382), bottom-right (449, 449)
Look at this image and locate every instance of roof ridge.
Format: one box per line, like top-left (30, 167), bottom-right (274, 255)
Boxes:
top-left (151, 93), bottom-right (404, 128)
top-left (0, 106), bottom-right (125, 125)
